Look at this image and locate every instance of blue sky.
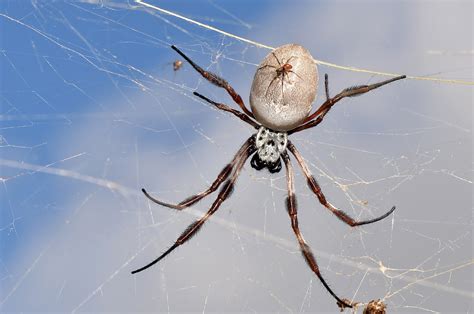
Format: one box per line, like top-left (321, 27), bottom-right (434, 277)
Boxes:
top-left (1, 0), bottom-right (472, 312)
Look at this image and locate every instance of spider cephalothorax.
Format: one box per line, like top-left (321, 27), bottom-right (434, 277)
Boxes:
top-left (133, 44), bottom-right (405, 310)
top-left (250, 126), bottom-right (288, 173)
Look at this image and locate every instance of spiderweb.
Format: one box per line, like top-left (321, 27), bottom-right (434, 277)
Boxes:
top-left (1, 1), bottom-right (472, 312)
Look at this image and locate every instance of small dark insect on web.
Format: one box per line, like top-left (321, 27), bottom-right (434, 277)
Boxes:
top-left (172, 60), bottom-right (183, 71)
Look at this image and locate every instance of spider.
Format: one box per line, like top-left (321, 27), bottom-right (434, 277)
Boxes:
top-left (257, 52), bottom-right (302, 99)
top-left (132, 44), bottom-right (405, 310)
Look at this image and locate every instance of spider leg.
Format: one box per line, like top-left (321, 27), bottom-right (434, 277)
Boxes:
top-left (287, 141), bottom-right (395, 227)
top-left (132, 140), bottom-right (256, 274)
top-left (264, 74), bottom-right (281, 98)
top-left (280, 71), bottom-right (285, 99)
top-left (284, 55), bottom-right (296, 64)
top-left (324, 73), bottom-right (330, 100)
top-left (288, 70), bottom-right (303, 81)
top-left (289, 75), bottom-right (406, 134)
top-left (281, 153), bottom-right (353, 309)
top-left (271, 52), bottom-right (282, 66)
top-left (193, 92), bottom-right (259, 129)
top-left (287, 73), bottom-right (332, 135)
top-left (171, 45), bottom-right (255, 119)
top-left (142, 136), bottom-right (255, 210)
top-left (279, 70), bottom-right (301, 101)
top-left (257, 64), bottom-right (278, 72)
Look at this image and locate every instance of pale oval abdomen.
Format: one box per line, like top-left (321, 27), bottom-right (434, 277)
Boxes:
top-left (250, 44), bottom-right (319, 131)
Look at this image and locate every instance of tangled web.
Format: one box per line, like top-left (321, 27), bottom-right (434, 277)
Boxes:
top-left (1, 1), bottom-right (472, 312)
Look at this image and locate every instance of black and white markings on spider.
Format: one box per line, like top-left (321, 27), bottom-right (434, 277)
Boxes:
top-left (134, 43), bottom-right (406, 311)
top-left (251, 126), bottom-right (288, 173)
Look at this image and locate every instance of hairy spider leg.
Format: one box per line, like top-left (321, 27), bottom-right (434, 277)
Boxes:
top-left (324, 73), bottom-right (330, 100)
top-left (142, 137), bottom-right (255, 210)
top-left (193, 92), bottom-right (259, 129)
top-left (282, 153), bottom-right (353, 309)
top-left (171, 45), bottom-right (255, 119)
top-left (287, 141), bottom-right (396, 227)
top-left (132, 139), bottom-right (256, 274)
top-left (288, 75), bottom-right (406, 134)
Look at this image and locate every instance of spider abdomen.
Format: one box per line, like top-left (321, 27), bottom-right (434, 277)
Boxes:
top-left (250, 44), bottom-right (319, 131)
